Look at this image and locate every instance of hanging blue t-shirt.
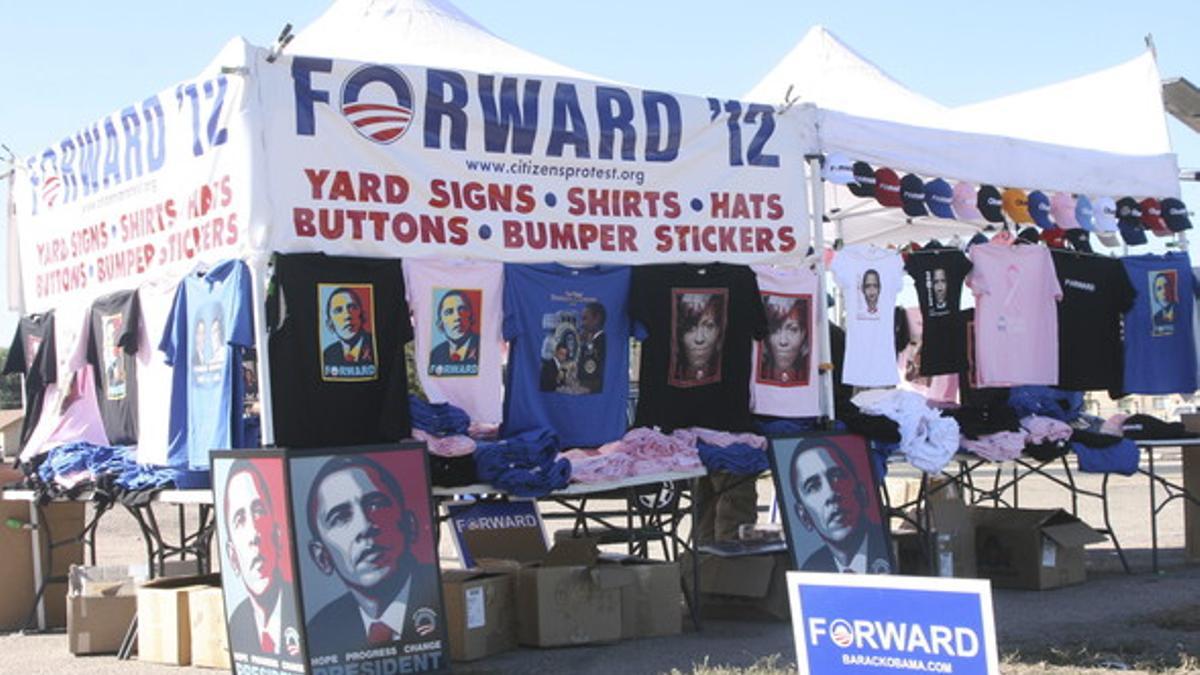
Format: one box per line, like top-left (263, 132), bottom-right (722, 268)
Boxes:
top-left (503, 264), bottom-right (631, 447)
top-left (1122, 252), bottom-right (1198, 395)
top-left (161, 260), bottom-right (254, 470)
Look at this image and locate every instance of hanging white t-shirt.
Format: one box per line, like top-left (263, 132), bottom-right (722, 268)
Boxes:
top-left (831, 244), bottom-right (904, 387)
top-left (135, 278), bottom-right (179, 466)
top-left (750, 264), bottom-right (820, 417)
top-left (404, 259), bottom-right (504, 425)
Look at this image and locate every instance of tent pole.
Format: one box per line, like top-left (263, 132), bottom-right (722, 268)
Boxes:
top-left (248, 252), bottom-right (276, 447)
top-left (807, 156), bottom-right (835, 422)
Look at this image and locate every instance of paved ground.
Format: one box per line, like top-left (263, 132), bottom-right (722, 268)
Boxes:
top-left (2, 451), bottom-right (1198, 674)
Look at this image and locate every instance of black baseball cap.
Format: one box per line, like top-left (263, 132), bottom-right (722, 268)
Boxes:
top-left (848, 161), bottom-right (876, 198)
top-left (1064, 228), bottom-right (1093, 253)
top-left (900, 174), bottom-right (928, 217)
top-left (976, 185), bottom-right (1004, 223)
top-left (1161, 197), bottom-right (1193, 232)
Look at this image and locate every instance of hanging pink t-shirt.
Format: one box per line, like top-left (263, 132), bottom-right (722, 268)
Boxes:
top-left (967, 243), bottom-right (1062, 386)
top-left (404, 259), bottom-right (504, 425)
top-left (750, 264), bottom-right (820, 417)
top-left (21, 303), bottom-right (108, 461)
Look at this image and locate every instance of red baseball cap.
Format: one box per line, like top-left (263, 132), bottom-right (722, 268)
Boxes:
top-left (874, 168), bottom-right (902, 208)
top-left (1140, 198), bottom-right (1171, 237)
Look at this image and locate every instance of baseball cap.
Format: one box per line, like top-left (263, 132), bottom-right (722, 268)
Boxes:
top-left (823, 153), bottom-right (854, 185)
top-left (923, 178), bottom-right (955, 218)
top-left (1027, 190), bottom-right (1054, 229)
top-left (1002, 188), bottom-right (1032, 224)
top-left (1091, 197), bottom-right (1121, 246)
top-left (1139, 198), bottom-right (1171, 237)
top-left (900, 174), bottom-right (928, 217)
top-left (952, 181), bottom-right (982, 221)
top-left (1064, 228), bottom-right (1093, 253)
top-left (1074, 195), bottom-right (1096, 231)
top-left (1050, 193), bottom-right (1079, 229)
top-left (1017, 226), bottom-right (1041, 245)
top-left (848, 161), bottom-right (876, 197)
top-left (874, 168), bottom-right (902, 208)
top-left (1116, 197), bottom-right (1147, 245)
top-left (976, 185), bottom-right (1005, 223)
top-left (1161, 197), bottom-right (1192, 232)
top-left (1039, 227), bottom-right (1067, 249)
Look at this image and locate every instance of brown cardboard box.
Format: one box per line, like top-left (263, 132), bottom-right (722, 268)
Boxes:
top-left (927, 478), bottom-right (976, 578)
top-left (611, 557), bottom-right (681, 639)
top-left (482, 538), bottom-right (633, 648)
top-left (67, 561), bottom-right (202, 655)
top-left (67, 565), bottom-right (137, 655)
top-left (441, 569), bottom-right (517, 661)
top-left (1181, 414), bottom-right (1200, 563)
top-left (974, 508), bottom-right (1106, 590)
top-left (136, 573), bottom-right (220, 665)
top-left (188, 585), bottom-right (230, 669)
top-left (680, 551), bottom-right (790, 621)
top-left (0, 500), bottom-right (85, 630)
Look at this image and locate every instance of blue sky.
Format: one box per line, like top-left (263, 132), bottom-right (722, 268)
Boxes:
top-left (4, 0), bottom-right (1200, 339)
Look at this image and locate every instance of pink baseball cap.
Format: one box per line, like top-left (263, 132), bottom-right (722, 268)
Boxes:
top-left (952, 181), bottom-right (982, 221)
top-left (1050, 192), bottom-right (1080, 230)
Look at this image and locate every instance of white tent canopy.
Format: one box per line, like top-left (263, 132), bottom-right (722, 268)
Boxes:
top-left (747, 25), bottom-right (1181, 243)
top-left (287, 0), bottom-right (606, 80)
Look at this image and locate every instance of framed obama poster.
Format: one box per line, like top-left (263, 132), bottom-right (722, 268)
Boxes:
top-left (211, 450), bottom-right (308, 672)
top-left (767, 433), bottom-right (894, 575)
top-left (287, 442), bottom-right (447, 674)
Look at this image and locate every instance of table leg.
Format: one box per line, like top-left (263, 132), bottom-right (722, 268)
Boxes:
top-left (1148, 447), bottom-right (1159, 574)
top-left (28, 503), bottom-right (45, 632)
top-left (688, 478), bottom-right (702, 631)
top-left (1099, 474), bottom-right (1131, 574)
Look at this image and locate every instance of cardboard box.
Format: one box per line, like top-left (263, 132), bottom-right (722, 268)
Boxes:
top-left (0, 500), bottom-right (84, 630)
top-left (973, 508), bottom-right (1106, 590)
top-left (441, 569), bottom-right (517, 661)
top-left (926, 478), bottom-right (976, 578)
top-left (611, 557), bottom-right (682, 639)
top-left (136, 573), bottom-right (220, 665)
top-left (892, 530), bottom-right (931, 575)
top-left (680, 551), bottom-right (790, 621)
top-left (483, 538), bottom-right (633, 648)
top-left (67, 561), bottom-right (202, 655)
top-left (188, 585), bottom-right (230, 669)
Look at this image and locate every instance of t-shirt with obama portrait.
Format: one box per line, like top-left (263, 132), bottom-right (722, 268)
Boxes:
top-left (267, 253), bottom-right (413, 448)
top-left (631, 263), bottom-right (766, 433)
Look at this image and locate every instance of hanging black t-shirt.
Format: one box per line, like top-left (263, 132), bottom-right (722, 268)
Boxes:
top-left (268, 253), bottom-right (413, 448)
top-left (3, 312), bottom-right (56, 447)
top-left (1051, 250), bottom-right (1136, 391)
top-left (630, 263), bottom-right (766, 432)
top-left (905, 247), bottom-right (972, 375)
top-left (86, 290), bottom-right (141, 445)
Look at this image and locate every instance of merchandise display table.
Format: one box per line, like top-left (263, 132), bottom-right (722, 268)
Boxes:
top-left (0, 487), bottom-right (215, 632)
top-left (433, 467), bottom-right (708, 626)
top-left (888, 441), bottom-right (1200, 575)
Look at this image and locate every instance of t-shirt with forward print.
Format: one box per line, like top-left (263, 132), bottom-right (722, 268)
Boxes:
top-left (1050, 250), bottom-right (1135, 392)
top-left (267, 253), bottom-right (413, 447)
top-left (405, 259), bottom-right (504, 426)
top-left (631, 264), bottom-right (766, 433)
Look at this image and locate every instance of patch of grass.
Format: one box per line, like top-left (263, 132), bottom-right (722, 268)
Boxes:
top-left (667, 654), bottom-right (794, 675)
top-left (1002, 641), bottom-right (1200, 674)
top-left (1145, 605), bottom-right (1200, 633)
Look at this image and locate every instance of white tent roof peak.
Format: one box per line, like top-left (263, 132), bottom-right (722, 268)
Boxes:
top-left (951, 49), bottom-right (1172, 156)
top-left (288, 0), bottom-right (606, 80)
top-left (743, 25), bottom-right (948, 126)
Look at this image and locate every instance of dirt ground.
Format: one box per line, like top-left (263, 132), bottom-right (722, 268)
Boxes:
top-left (0, 450), bottom-right (1197, 674)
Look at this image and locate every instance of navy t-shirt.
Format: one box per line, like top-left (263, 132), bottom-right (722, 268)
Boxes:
top-left (502, 263), bottom-right (631, 447)
top-left (1122, 252), bottom-right (1198, 395)
top-left (3, 312), bottom-right (56, 448)
top-left (86, 290), bottom-right (141, 446)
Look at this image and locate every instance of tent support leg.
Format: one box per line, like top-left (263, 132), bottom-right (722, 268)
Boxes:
top-left (807, 155), bottom-right (835, 423)
top-left (249, 253), bottom-right (276, 447)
